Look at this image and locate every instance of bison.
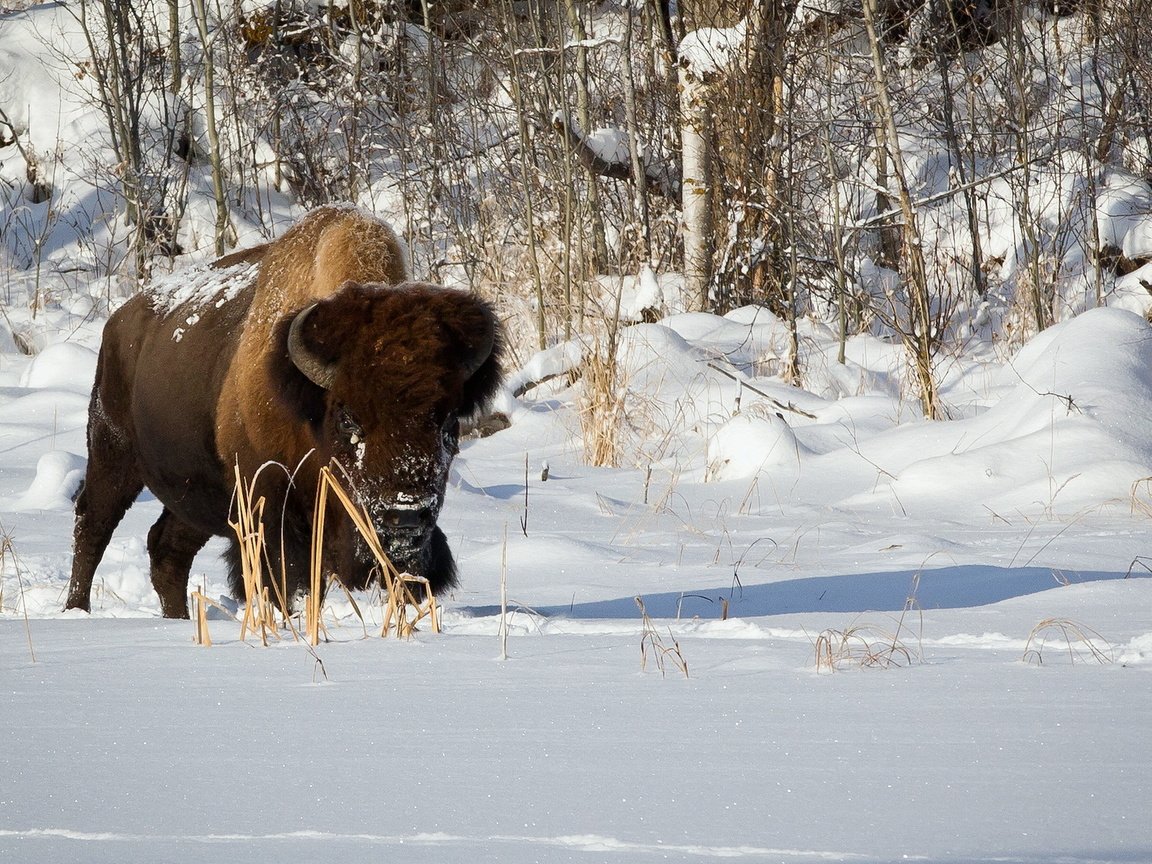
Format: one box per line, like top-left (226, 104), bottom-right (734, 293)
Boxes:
top-left (65, 205), bottom-right (503, 618)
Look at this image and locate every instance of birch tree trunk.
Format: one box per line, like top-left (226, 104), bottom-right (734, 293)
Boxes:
top-left (679, 64), bottom-right (712, 311)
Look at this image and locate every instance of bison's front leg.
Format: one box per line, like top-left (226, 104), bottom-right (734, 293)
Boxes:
top-left (147, 508), bottom-right (210, 618)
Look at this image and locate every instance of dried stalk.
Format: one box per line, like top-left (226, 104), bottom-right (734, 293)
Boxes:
top-left (636, 596), bottom-right (689, 678)
top-left (310, 466), bottom-right (440, 645)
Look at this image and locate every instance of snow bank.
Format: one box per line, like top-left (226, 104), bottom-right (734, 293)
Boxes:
top-left (1098, 172), bottom-right (1152, 261)
top-left (706, 410), bottom-right (809, 483)
top-left (18, 342), bottom-right (97, 392)
top-left (17, 450), bottom-right (85, 511)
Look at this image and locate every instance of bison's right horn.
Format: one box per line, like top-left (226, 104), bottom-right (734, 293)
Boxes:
top-left (287, 304), bottom-right (337, 390)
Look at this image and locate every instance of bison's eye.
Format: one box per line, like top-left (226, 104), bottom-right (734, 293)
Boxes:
top-left (336, 409), bottom-right (363, 444)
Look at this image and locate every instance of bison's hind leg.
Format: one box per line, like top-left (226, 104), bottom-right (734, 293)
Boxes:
top-left (147, 508), bottom-right (210, 619)
top-left (66, 423), bottom-right (144, 613)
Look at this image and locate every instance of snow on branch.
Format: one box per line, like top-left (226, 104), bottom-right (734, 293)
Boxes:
top-left (677, 18), bottom-right (750, 79)
top-left (551, 111), bottom-right (679, 200)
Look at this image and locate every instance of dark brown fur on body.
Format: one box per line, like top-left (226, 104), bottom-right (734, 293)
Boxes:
top-left (66, 206), bottom-right (503, 618)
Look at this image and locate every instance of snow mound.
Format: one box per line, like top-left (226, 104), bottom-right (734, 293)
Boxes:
top-left (889, 308), bottom-right (1152, 510)
top-left (1118, 633), bottom-right (1152, 665)
top-left (679, 20), bottom-right (749, 77)
top-left (18, 342), bottom-right (97, 392)
top-left (18, 450), bottom-right (85, 511)
top-left (706, 411), bottom-right (808, 483)
top-left (1097, 172), bottom-right (1152, 261)
top-left (508, 340), bottom-right (583, 397)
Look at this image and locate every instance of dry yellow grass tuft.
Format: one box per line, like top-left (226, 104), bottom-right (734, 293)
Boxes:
top-left (636, 596), bottom-right (689, 679)
top-left (200, 462), bottom-right (440, 647)
top-left (1022, 618), bottom-right (1113, 665)
top-left (310, 465), bottom-right (440, 645)
top-left (229, 462), bottom-right (285, 645)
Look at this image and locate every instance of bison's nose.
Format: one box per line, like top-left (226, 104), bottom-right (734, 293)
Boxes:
top-left (379, 506), bottom-right (433, 530)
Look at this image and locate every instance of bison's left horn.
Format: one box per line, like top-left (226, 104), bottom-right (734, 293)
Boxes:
top-left (287, 304), bottom-right (337, 390)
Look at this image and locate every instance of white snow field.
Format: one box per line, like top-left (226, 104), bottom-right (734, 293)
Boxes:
top-left (2, 298), bottom-right (1151, 864)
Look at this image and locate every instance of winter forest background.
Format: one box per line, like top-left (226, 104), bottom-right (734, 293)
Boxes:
top-left (3, 0), bottom-right (1151, 421)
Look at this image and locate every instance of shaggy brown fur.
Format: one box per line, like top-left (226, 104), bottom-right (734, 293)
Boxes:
top-left (66, 206), bottom-right (502, 618)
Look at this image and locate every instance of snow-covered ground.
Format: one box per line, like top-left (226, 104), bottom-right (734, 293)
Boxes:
top-left (2, 295), bottom-right (1151, 863)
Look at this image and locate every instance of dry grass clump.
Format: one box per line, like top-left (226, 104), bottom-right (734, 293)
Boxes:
top-left (200, 462), bottom-right (439, 647)
top-left (1129, 477), bottom-right (1152, 519)
top-left (813, 572), bottom-right (924, 673)
top-left (310, 465), bottom-right (440, 644)
top-left (1, 528), bottom-right (35, 662)
top-left (581, 344), bottom-right (626, 468)
top-left (636, 596), bottom-right (689, 679)
top-left (1022, 618), bottom-right (1113, 665)
top-left (230, 462), bottom-right (286, 645)
top-left (813, 621), bottom-right (917, 672)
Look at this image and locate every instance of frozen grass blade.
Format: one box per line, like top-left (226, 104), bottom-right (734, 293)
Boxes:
top-left (228, 461), bottom-right (284, 646)
top-left (1022, 618), bottom-right (1114, 665)
top-left (813, 620), bottom-right (916, 672)
top-left (310, 466), bottom-right (440, 645)
top-left (636, 596), bottom-right (689, 679)
top-left (1, 528), bottom-right (35, 663)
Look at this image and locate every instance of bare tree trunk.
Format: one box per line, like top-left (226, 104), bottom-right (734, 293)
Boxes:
top-left (563, 0), bottom-right (610, 271)
top-left (167, 0), bottom-right (181, 92)
top-left (76, 0), bottom-right (147, 277)
top-left (861, 0), bottom-right (940, 419)
top-left (935, 44), bottom-right (986, 297)
top-left (622, 3), bottom-right (652, 266)
top-left (191, 0), bottom-right (234, 255)
top-left (679, 64), bottom-right (712, 311)
top-left (506, 3), bottom-right (548, 350)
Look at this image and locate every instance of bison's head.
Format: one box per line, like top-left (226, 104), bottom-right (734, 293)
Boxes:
top-left (272, 281), bottom-right (502, 592)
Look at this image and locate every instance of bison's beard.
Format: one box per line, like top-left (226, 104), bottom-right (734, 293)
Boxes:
top-left (350, 524), bottom-right (458, 596)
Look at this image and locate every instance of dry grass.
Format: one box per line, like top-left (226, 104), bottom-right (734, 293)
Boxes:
top-left (204, 462), bottom-right (440, 647)
top-left (581, 336), bottom-right (627, 468)
top-left (636, 596), bottom-right (689, 678)
top-left (813, 621), bottom-right (915, 672)
top-left (1130, 476), bottom-right (1152, 520)
top-left (1022, 618), bottom-right (1113, 665)
top-left (191, 590), bottom-right (239, 647)
top-left (310, 465), bottom-right (440, 644)
top-left (228, 462), bottom-right (285, 645)
top-left (0, 528), bottom-right (35, 662)
top-left (813, 570), bottom-right (924, 673)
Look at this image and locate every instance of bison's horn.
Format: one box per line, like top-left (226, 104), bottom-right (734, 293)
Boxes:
top-left (287, 304), bottom-right (337, 390)
top-left (463, 315), bottom-right (496, 379)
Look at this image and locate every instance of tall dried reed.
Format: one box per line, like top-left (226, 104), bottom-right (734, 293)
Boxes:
top-left (309, 466), bottom-right (440, 645)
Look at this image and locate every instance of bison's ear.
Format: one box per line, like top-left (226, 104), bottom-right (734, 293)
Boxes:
top-left (450, 299), bottom-right (504, 417)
